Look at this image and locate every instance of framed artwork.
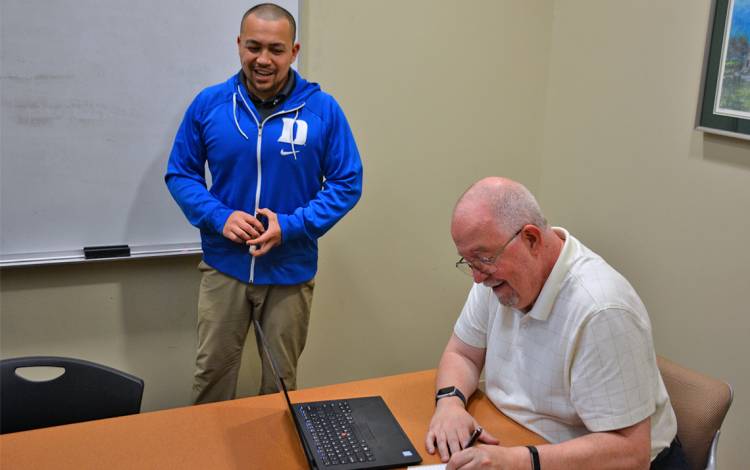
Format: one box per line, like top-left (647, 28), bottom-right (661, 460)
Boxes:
top-left (697, 0), bottom-right (750, 140)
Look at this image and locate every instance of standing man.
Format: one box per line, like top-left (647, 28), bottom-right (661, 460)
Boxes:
top-left (166, 3), bottom-right (362, 403)
top-left (426, 177), bottom-right (687, 469)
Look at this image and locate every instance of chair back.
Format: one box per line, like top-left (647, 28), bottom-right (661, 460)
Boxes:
top-left (0, 356), bottom-right (144, 434)
top-left (657, 355), bottom-right (732, 470)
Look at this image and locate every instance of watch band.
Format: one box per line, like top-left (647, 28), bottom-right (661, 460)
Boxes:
top-left (526, 445), bottom-right (541, 470)
top-left (435, 386), bottom-right (467, 406)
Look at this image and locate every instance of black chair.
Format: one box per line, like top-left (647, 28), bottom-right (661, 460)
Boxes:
top-left (0, 356), bottom-right (144, 434)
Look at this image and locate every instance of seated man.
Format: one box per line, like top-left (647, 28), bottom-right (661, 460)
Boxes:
top-left (426, 177), bottom-right (687, 470)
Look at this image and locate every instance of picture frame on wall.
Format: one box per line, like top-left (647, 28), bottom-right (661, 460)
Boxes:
top-left (696, 0), bottom-right (750, 141)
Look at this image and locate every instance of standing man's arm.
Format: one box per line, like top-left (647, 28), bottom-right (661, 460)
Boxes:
top-left (248, 98), bottom-right (363, 254)
top-left (165, 97), bottom-right (265, 244)
top-left (426, 333), bottom-right (499, 462)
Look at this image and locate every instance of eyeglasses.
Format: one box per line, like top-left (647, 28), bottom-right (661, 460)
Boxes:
top-left (455, 227), bottom-right (524, 277)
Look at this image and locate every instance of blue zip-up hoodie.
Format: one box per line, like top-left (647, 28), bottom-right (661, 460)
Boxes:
top-left (165, 71), bottom-right (363, 284)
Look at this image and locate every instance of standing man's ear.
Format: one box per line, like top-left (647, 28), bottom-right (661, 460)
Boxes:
top-left (291, 43), bottom-right (301, 62)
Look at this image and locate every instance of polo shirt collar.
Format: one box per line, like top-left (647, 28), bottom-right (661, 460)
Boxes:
top-left (525, 227), bottom-right (575, 322)
top-left (241, 69), bottom-right (295, 109)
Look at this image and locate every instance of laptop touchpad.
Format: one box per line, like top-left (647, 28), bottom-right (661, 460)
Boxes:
top-left (356, 422), bottom-right (377, 442)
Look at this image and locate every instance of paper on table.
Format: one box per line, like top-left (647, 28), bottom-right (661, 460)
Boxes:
top-left (407, 465), bottom-right (446, 470)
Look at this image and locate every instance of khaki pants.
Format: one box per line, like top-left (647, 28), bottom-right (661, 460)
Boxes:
top-left (192, 261), bottom-right (314, 404)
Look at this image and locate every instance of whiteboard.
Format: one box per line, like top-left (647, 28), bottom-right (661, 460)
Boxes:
top-left (0, 0), bottom-right (300, 266)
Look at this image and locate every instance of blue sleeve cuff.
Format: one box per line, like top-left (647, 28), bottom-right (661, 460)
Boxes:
top-left (210, 207), bottom-right (234, 235)
top-left (277, 213), bottom-right (304, 243)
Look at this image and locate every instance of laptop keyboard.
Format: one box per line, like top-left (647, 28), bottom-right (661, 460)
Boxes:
top-left (300, 401), bottom-right (376, 466)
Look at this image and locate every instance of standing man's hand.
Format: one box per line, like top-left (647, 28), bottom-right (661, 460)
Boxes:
top-left (247, 208), bottom-right (281, 256)
top-left (426, 399), bottom-right (498, 463)
top-left (222, 210), bottom-right (265, 243)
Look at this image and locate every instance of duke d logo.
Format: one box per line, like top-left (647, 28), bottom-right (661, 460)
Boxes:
top-left (278, 118), bottom-right (307, 159)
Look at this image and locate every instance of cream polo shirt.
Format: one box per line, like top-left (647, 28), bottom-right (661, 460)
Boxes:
top-left (454, 228), bottom-right (676, 461)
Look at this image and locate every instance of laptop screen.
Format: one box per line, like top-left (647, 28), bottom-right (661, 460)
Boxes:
top-left (253, 319), bottom-right (294, 403)
top-left (253, 319), bottom-right (316, 469)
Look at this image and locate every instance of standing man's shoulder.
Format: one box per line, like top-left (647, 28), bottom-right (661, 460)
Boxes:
top-left (295, 76), bottom-right (350, 120)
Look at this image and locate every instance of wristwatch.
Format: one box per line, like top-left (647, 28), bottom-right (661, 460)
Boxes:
top-left (435, 386), bottom-right (467, 406)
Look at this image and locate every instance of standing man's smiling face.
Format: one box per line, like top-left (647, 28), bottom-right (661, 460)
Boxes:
top-left (237, 13), bottom-right (299, 100)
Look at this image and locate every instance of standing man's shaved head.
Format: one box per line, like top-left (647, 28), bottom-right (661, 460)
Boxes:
top-left (241, 3), bottom-right (296, 41)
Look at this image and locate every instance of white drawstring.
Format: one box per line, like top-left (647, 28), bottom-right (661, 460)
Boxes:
top-left (290, 109), bottom-right (299, 160)
top-left (232, 92), bottom-right (249, 140)
top-left (236, 85), bottom-right (257, 123)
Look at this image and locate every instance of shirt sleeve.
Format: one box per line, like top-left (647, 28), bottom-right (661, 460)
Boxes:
top-left (569, 307), bottom-right (659, 432)
top-left (165, 94), bottom-right (233, 235)
top-left (276, 97), bottom-right (363, 242)
top-left (454, 283), bottom-right (493, 349)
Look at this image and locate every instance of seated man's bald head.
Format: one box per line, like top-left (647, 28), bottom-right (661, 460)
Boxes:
top-left (453, 177), bottom-right (547, 233)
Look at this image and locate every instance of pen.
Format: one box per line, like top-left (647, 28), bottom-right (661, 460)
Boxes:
top-left (464, 426), bottom-right (482, 448)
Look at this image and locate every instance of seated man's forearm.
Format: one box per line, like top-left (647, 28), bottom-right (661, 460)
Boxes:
top-left (436, 351), bottom-right (481, 400)
top-left (435, 333), bottom-right (485, 399)
top-left (531, 418), bottom-right (651, 470)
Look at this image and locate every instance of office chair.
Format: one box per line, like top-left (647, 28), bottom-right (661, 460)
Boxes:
top-left (657, 355), bottom-right (733, 470)
top-left (0, 356), bottom-right (144, 434)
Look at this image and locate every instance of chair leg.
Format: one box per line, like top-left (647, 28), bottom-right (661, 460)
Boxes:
top-left (705, 429), bottom-right (721, 470)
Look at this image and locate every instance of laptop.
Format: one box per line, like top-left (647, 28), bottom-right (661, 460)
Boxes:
top-left (253, 319), bottom-right (422, 470)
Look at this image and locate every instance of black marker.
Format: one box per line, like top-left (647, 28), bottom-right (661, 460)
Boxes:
top-left (464, 426), bottom-right (482, 448)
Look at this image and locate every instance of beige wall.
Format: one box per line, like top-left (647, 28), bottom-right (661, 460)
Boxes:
top-left (537, 2), bottom-right (750, 468)
top-left (0, 256), bottom-right (201, 411)
top-left (296, 0), bottom-right (553, 386)
top-left (1, 0), bottom-right (747, 467)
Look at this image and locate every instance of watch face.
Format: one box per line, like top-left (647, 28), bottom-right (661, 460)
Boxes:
top-left (437, 386), bottom-right (456, 396)
top-left (436, 386), bottom-right (466, 406)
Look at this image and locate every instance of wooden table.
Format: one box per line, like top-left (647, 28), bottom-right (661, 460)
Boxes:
top-left (0, 369), bottom-right (545, 469)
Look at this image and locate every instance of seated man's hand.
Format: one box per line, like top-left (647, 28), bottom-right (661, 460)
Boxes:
top-left (446, 444), bottom-right (527, 470)
top-left (425, 399), bottom-right (498, 462)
